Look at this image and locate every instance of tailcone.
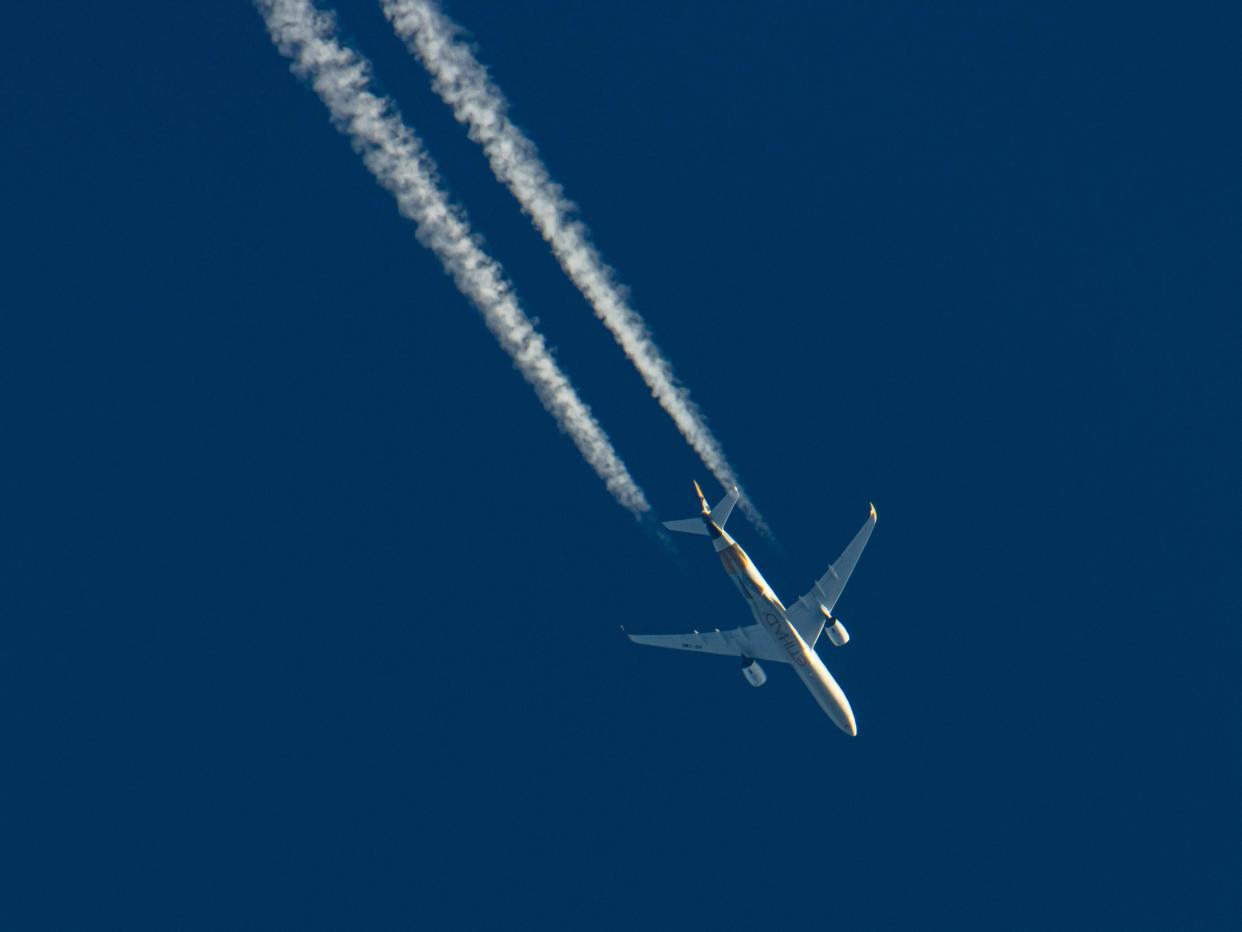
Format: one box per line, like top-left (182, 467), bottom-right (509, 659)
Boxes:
top-left (692, 479), bottom-right (710, 516)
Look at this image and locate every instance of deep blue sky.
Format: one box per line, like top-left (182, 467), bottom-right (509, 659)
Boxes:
top-left (4, 1), bottom-right (1239, 928)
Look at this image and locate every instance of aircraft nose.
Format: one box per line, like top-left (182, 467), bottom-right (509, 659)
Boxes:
top-left (830, 688), bottom-right (857, 736)
top-left (826, 696), bottom-right (857, 736)
top-left (835, 703), bottom-right (857, 736)
top-left (810, 661), bottom-right (858, 735)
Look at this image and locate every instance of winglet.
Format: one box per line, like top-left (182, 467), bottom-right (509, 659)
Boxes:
top-left (870, 502), bottom-right (877, 521)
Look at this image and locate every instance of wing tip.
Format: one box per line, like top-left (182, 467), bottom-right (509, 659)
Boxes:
top-left (869, 502), bottom-right (877, 521)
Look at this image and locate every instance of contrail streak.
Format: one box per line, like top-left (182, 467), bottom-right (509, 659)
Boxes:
top-left (380, 0), bottom-right (771, 538)
top-left (255, 0), bottom-right (651, 518)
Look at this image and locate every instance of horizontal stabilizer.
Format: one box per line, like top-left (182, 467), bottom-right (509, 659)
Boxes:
top-left (710, 486), bottom-right (739, 529)
top-left (663, 517), bottom-right (709, 536)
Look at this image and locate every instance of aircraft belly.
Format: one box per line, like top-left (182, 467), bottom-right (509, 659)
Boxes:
top-left (750, 604), bottom-right (809, 668)
top-left (725, 542), bottom-right (858, 735)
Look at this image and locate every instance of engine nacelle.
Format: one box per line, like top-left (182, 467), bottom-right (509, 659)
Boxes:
top-left (819, 604), bottom-right (850, 646)
top-left (741, 658), bottom-right (767, 687)
top-left (825, 619), bottom-right (850, 646)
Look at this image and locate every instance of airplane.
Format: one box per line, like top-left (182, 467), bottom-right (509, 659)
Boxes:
top-left (626, 481), bottom-right (876, 736)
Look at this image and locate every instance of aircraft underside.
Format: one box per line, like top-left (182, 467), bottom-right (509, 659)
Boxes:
top-left (627, 482), bottom-right (876, 736)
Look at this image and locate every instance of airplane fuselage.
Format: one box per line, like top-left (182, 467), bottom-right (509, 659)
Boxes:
top-left (707, 519), bottom-right (858, 735)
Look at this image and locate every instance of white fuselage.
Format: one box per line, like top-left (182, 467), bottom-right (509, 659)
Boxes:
top-left (708, 521), bottom-right (858, 735)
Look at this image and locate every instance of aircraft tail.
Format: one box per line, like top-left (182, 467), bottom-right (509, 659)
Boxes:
top-left (662, 481), bottom-right (740, 536)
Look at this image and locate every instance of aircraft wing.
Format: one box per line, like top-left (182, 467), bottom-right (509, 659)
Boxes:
top-left (785, 504), bottom-right (877, 645)
top-left (625, 624), bottom-right (793, 664)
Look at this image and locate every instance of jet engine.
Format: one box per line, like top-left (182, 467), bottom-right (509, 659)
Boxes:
top-left (741, 657), bottom-right (767, 687)
top-left (825, 618), bottom-right (850, 646)
top-left (819, 605), bottom-right (850, 646)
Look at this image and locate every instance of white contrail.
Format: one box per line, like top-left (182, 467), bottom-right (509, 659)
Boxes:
top-left (380, 0), bottom-right (771, 538)
top-left (255, 0), bottom-right (651, 518)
